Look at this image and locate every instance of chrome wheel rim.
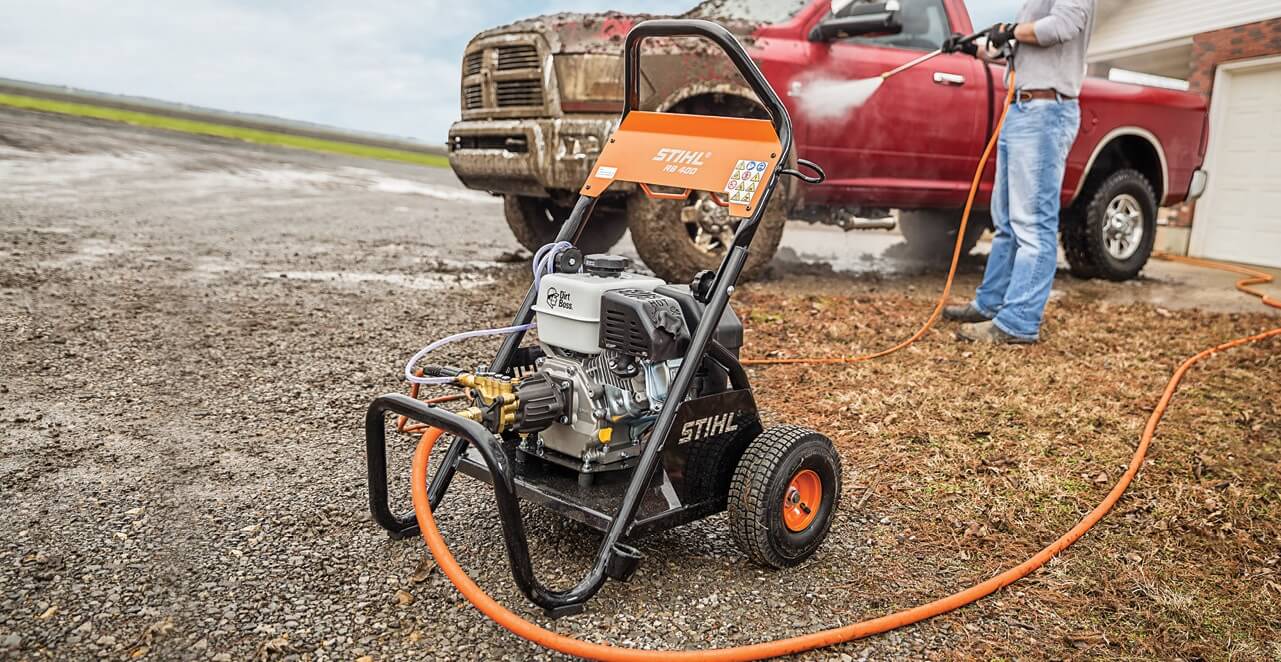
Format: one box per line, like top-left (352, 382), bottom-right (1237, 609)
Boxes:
top-left (1103, 193), bottom-right (1144, 261)
top-left (680, 194), bottom-right (737, 258)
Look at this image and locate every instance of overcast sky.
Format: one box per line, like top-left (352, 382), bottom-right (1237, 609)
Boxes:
top-left (1, 0), bottom-right (1021, 143)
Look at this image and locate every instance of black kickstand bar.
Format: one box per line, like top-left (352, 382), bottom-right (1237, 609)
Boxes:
top-left (366, 393), bottom-right (638, 614)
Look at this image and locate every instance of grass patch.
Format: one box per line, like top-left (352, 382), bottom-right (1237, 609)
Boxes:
top-left (0, 92), bottom-right (449, 168)
top-left (738, 271), bottom-right (1281, 658)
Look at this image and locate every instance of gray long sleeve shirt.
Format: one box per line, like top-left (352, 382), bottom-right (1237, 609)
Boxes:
top-left (1013, 0), bottom-right (1096, 97)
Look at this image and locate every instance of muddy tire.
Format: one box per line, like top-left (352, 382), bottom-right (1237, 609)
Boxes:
top-left (898, 209), bottom-right (990, 259)
top-left (503, 195), bottom-right (627, 254)
top-left (1061, 169), bottom-right (1157, 282)
top-left (627, 191), bottom-right (785, 283)
top-left (728, 425), bottom-right (841, 569)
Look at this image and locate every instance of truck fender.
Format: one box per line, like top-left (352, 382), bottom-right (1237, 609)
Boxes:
top-left (1072, 127), bottom-right (1169, 206)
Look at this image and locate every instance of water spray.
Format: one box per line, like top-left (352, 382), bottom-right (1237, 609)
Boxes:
top-left (797, 30), bottom-right (986, 120)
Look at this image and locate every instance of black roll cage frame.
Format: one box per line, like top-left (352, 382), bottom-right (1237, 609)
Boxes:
top-left (365, 19), bottom-right (820, 616)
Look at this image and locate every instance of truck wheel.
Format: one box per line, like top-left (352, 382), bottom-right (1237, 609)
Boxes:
top-left (898, 209), bottom-right (990, 259)
top-left (1061, 169), bottom-right (1157, 281)
top-left (503, 195), bottom-right (627, 254)
top-left (627, 191), bottom-right (785, 283)
top-left (728, 425), bottom-right (841, 569)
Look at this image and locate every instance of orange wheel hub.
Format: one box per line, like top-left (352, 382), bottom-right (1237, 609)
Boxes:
top-left (782, 469), bottom-right (822, 532)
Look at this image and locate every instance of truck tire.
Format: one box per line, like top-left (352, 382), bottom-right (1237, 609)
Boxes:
top-left (627, 191), bottom-right (786, 283)
top-left (728, 425), bottom-right (841, 569)
top-left (1061, 169), bottom-right (1157, 281)
top-left (898, 209), bottom-right (990, 259)
top-left (503, 195), bottom-right (627, 255)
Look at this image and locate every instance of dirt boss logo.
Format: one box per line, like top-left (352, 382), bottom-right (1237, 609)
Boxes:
top-left (545, 287), bottom-right (573, 310)
top-left (653, 148), bottom-right (710, 166)
top-left (678, 412), bottom-right (738, 443)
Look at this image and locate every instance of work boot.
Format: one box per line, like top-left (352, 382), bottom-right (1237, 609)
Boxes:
top-left (956, 321), bottom-right (1038, 345)
top-left (942, 302), bottom-right (992, 323)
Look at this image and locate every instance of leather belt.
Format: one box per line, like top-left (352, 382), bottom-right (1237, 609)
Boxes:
top-left (1017, 89), bottom-right (1074, 102)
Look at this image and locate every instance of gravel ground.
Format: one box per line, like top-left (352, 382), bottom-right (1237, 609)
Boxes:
top-left (2, 107), bottom-right (1278, 661)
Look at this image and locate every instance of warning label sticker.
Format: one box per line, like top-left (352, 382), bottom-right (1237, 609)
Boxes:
top-left (723, 160), bottom-right (765, 204)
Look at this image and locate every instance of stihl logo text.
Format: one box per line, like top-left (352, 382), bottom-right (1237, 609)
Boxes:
top-left (653, 148), bottom-right (710, 166)
top-left (678, 413), bottom-right (738, 443)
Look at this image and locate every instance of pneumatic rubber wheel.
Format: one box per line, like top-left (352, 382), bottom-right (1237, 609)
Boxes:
top-left (728, 425), bottom-right (842, 568)
top-left (1061, 169), bottom-right (1157, 281)
top-left (503, 194), bottom-right (627, 255)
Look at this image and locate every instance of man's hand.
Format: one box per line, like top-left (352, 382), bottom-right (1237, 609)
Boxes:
top-left (986, 22), bottom-right (1018, 49)
top-left (941, 33), bottom-right (979, 57)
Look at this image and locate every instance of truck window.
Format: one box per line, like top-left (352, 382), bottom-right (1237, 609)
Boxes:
top-left (684, 0), bottom-right (811, 24)
top-left (842, 0), bottom-right (952, 52)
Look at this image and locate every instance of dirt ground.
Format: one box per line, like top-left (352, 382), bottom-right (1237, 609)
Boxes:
top-left (2, 106), bottom-right (1279, 661)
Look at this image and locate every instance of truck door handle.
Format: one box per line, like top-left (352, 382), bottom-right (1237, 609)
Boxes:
top-left (933, 72), bottom-right (966, 86)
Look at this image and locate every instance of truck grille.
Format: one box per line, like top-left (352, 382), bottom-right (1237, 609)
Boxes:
top-left (496, 45), bottom-right (539, 70)
top-left (451, 134), bottom-right (528, 153)
top-left (496, 80), bottom-right (543, 108)
top-left (460, 35), bottom-right (548, 116)
top-left (462, 84), bottom-right (483, 110)
top-left (463, 51), bottom-right (484, 76)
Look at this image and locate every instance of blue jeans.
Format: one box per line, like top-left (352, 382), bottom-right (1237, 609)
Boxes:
top-left (973, 97), bottom-right (1081, 340)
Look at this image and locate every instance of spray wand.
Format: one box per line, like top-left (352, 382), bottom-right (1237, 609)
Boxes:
top-left (878, 29), bottom-right (984, 80)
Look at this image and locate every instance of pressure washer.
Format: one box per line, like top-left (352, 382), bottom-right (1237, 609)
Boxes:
top-left (363, 17), bottom-right (1281, 661)
top-left (367, 19), bottom-right (834, 618)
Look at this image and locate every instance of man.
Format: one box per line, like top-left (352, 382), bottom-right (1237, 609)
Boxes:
top-left (941, 0), bottom-right (1096, 344)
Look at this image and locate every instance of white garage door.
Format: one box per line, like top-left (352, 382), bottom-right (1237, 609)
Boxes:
top-left (1192, 56), bottom-right (1281, 268)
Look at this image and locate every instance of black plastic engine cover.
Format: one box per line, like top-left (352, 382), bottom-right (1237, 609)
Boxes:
top-left (654, 284), bottom-right (743, 354)
top-left (599, 289), bottom-right (691, 362)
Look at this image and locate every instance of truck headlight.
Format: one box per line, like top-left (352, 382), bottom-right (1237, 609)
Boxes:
top-left (555, 54), bottom-right (624, 112)
top-left (557, 134), bottom-right (602, 160)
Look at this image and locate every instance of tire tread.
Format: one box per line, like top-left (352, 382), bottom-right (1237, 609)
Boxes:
top-left (728, 425), bottom-right (840, 568)
top-left (1062, 169), bottom-right (1156, 281)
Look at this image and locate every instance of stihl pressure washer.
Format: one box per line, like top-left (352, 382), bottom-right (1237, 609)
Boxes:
top-left (365, 20), bottom-right (831, 617)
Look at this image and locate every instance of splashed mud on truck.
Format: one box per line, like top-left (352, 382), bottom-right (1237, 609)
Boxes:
top-left (447, 0), bottom-right (1210, 283)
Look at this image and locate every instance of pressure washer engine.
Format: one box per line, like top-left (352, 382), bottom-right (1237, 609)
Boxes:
top-left (513, 253), bottom-right (750, 477)
top-left (365, 19), bottom-right (838, 617)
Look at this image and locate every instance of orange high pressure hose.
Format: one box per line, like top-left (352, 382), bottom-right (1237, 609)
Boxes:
top-left (406, 73), bottom-right (1281, 659)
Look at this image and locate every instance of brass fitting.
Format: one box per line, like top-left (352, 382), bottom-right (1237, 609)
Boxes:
top-left (456, 373), bottom-right (520, 434)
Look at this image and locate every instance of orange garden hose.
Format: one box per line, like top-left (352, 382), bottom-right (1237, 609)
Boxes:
top-left (1154, 252), bottom-right (1281, 309)
top-left (403, 72), bottom-right (1281, 659)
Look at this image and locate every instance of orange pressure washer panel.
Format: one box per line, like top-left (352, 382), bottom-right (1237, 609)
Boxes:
top-left (580, 111), bottom-right (783, 218)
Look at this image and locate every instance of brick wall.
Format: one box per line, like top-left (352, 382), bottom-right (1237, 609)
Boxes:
top-left (1166, 17), bottom-right (1281, 228)
top-left (1188, 17), bottom-right (1281, 94)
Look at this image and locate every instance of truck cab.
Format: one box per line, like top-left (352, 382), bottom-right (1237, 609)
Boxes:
top-left (448, 0), bottom-right (1210, 282)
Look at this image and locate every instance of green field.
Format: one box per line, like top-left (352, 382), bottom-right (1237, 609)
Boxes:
top-left (0, 92), bottom-right (449, 168)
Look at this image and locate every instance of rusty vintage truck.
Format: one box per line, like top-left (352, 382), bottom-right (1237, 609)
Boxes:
top-left (447, 0), bottom-right (1209, 282)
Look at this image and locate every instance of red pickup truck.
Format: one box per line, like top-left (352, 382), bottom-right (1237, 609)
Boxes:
top-left (447, 0), bottom-right (1210, 282)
